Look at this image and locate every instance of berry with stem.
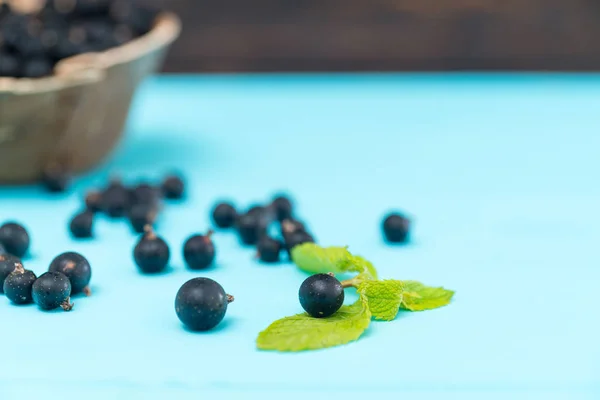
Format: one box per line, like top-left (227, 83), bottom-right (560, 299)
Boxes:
top-left (128, 204), bottom-right (157, 234)
top-left (133, 225), bottom-right (170, 274)
top-left (299, 273), bottom-right (344, 318)
top-left (175, 277), bottom-right (234, 331)
top-left (3, 262), bottom-right (36, 304)
top-left (0, 254), bottom-right (21, 293)
top-left (49, 252), bottom-right (92, 296)
top-left (183, 231), bottom-right (215, 270)
top-left (32, 271), bottom-right (73, 311)
top-left (0, 222), bottom-right (30, 258)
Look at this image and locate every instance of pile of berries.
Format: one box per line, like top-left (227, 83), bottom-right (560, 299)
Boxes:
top-left (0, 0), bottom-right (160, 78)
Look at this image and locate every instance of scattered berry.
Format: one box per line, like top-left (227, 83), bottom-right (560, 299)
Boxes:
top-left (133, 226), bottom-right (170, 274)
top-left (0, 254), bottom-right (21, 293)
top-left (161, 174), bottom-right (184, 199)
top-left (128, 204), bottom-right (156, 234)
top-left (183, 231), bottom-right (216, 270)
top-left (0, 222), bottom-right (30, 258)
top-left (32, 271), bottom-right (73, 311)
top-left (130, 183), bottom-right (159, 207)
top-left (211, 202), bottom-right (237, 229)
top-left (284, 231), bottom-right (315, 256)
top-left (49, 252), bottom-right (92, 296)
top-left (84, 190), bottom-right (103, 213)
top-left (175, 277), bottom-right (234, 331)
top-left (281, 219), bottom-right (306, 236)
top-left (271, 195), bottom-right (293, 222)
top-left (299, 273), bottom-right (345, 318)
top-left (236, 213), bottom-right (266, 246)
top-left (102, 179), bottom-right (130, 218)
top-left (3, 263), bottom-right (36, 305)
top-left (256, 237), bottom-right (282, 263)
top-left (69, 210), bottom-right (94, 239)
top-left (382, 213), bottom-right (410, 243)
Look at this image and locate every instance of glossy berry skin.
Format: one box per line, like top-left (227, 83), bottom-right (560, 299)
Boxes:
top-left (32, 271), bottom-right (72, 311)
top-left (4, 266), bottom-right (36, 305)
top-left (299, 274), bottom-right (345, 318)
top-left (257, 237), bottom-right (282, 263)
top-left (133, 231), bottom-right (170, 274)
top-left (175, 277), bottom-right (231, 331)
top-left (382, 213), bottom-right (410, 243)
top-left (211, 202), bottom-right (237, 229)
top-left (271, 195), bottom-right (293, 222)
top-left (49, 252), bottom-right (92, 295)
top-left (183, 234), bottom-right (215, 270)
top-left (0, 254), bottom-right (21, 293)
top-left (69, 211), bottom-right (94, 239)
top-left (0, 222), bottom-right (30, 258)
top-left (161, 175), bottom-right (184, 199)
top-left (128, 204), bottom-right (155, 234)
top-left (236, 213), bottom-right (266, 246)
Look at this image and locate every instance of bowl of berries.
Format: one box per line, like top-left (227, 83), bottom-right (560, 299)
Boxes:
top-left (0, 0), bottom-right (180, 184)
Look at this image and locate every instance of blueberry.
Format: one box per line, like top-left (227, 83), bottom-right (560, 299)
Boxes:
top-left (41, 163), bottom-right (70, 192)
top-left (3, 263), bottom-right (36, 304)
top-left (22, 57), bottom-right (53, 78)
top-left (256, 236), bottom-right (282, 263)
top-left (69, 210), bottom-right (94, 239)
top-left (271, 195), bottom-right (293, 222)
top-left (128, 203), bottom-right (156, 234)
top-left (84, 190), bottom-right (103, 213)
top-left (161, 174), bottom-right (184, 199)
top-left (299, 273), bottom-right (344, 318)
top-left (236, 213), bottom-right (266, 246)
top-left (32, 271), bottom-right (73, 311)
top-left (175, 277), bottom-right (233, 331)
top-left (382, 213), bottom-right (410, 243)
top-left (183, 231), bottom-right (215, 270)
top-left (0, 222), bottom-right (30, 258)
top-left (49, 251), bottom-right (92, 295)
top-left (211, 202), bottom-right (237, 229)
top-left (102, 179), bottom-right (130, 218)
top-left (0, 52), bottom-right (20, 77)
top-left (0, 254), bottom-right (21, 293)
top-left (133, 226), bottom-right (170, 274)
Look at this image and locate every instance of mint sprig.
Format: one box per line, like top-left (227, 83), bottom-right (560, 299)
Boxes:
top-left (257, 243), bottom-right (455, 352)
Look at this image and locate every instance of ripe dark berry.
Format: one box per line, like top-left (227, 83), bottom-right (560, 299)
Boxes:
top-left (0, 254), bottom-right (21, 293)
top-left (69, 211), bottom-right (94, 239)
top-left (102, 180), bottom-right (130, 218)
top-left (3, 263), bottom-right (36, 305)
top-left (271, 195), bottom-right (293, 222)
top-left (41, 163), bottom-right (70, 192)
top-left (256, 237), bottom-right (282, 263)
top-left (175, 277), bottom-right (233, 331)
top-left (130, 183), bottom-right (160, 207)
top-left (281, 219), bottom-right (307, 237)
top-left (382, 213), bottom-right (411, 243)
top-left (211, 202), bottom-right (237, 229)
top-left (299, 273), bottom-right (345, 318)
top-left (0, 222), bottom-right (30, 258)
top-left (84, 190), bottom-right (103, 212)
top-left (133, 226), bottom-right (170, 274)
top-left (284, 231), bottom-right (315, 257)
top-left (49, 252), bottom-right (92, 296)
top-left (0, 52), bottom-right (20, 77)
top-left (236, 213), bottom-right (266, 246)
top-left (183, 231), bottom-right (216, 270)
top-left (161, 174), bottom-right (184, 199)
top-left (32, 271), bottom-right (73, 311)
top-left (247, 204), bottom-right (272, 225)
top-left (22, 57), bottom-right (54, 78)
top-left (129, 204), bottom-right (156, 234)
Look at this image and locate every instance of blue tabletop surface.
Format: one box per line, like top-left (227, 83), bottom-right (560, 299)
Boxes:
top-left (0, 74), bottom-right (599, 400)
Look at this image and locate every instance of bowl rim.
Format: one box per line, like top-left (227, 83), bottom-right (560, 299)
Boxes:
top-left (0, 12), bottom-right (181, 95)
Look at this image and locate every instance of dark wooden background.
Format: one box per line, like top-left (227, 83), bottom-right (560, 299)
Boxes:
top-left (148, 0), bottom-right (600, 72)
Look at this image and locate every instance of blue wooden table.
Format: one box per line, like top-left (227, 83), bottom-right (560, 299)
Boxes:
top-left (0, 74), bottom-right (598, 400)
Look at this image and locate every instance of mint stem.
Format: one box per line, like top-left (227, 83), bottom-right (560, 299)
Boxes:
top-left (341, 278), bottom-right (359, 289)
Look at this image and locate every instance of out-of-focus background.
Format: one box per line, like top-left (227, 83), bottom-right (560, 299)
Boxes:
top-left (148, 0), bottom-right (600, 72)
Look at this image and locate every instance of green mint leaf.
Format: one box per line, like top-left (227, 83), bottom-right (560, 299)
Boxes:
top-left (358, 279), bottom-right (404, 321)
top-left (256, 297), bottom-right (372, 352)
top-left (400, 280), bottom-right (455, 311)
top-left (351, 255), bottom-right (379, 280)
top-left (290, 243), bottom-right (351, 274)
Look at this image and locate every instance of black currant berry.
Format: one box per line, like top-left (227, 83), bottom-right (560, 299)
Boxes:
top-left (211, 202), bottom-right (237, 229)
top-left (284, 231), bottom-right (315, 257)
top-left (382, 213), bottom-right (410, 243)
top-left (85, 190), bottom-right (103, 213)
top-left (32, 271), bottom-right (73, 311)
top-left (0, 222), bottom-right (30, 258)
top-left (133, 226), bottom-right (170, 274)
top-left (161, 174), bottom-right (184, 199)
top-left (3, 263), bottom-right (36, 305)
top-left (271, 195), bottom-right (293, 222)
top-left (22, 57), bottom-right (54, 78)
top-left (49, 252), bottom-right (92, 296)
top-left (0, 52), bottom-right (20, 77)
top-left (299, 273), bottom-right (345, 318)
top-left (256, 237), bottom-right (282, 263)
top-left (102, 179), bottom-right (130, 218)
top-left (0, 254), bottom-right (21, 293)
top-left (236, 213), bottom-right (266, 246)
top-left (183, 231), bottom-right (216, 270)
top-left (128, 204), bottom-right (156, 234)
top-left (130, 183), bottom-right (159, 207)
top-left (69, 210), bottom-right (94, 239)
top-left (281, 219), bottom-right (307, 237)
top-left (175, 277), bottom-right (233, 331)
top-left (41, 163), bottom-right (70, 192)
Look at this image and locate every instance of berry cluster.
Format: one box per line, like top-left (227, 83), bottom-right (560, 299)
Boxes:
top-left (0, 0), bottom-right (159, 78)
top-left (0, 221), bottom-right (92, 311)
